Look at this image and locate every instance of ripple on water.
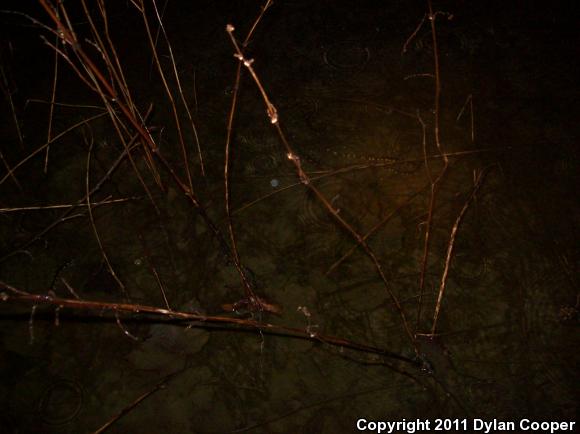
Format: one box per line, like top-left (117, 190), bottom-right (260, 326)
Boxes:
top-left (38, 379), bottom-right (83, 426)
top-left (239, 135), bottom-right (284, 176)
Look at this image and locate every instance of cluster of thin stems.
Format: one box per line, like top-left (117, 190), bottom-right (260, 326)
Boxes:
top-left (0, 1), bottom-right (488, 416)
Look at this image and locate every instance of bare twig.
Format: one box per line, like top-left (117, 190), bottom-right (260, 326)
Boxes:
top-left (0, 281), bottom-right (419, 367)
top-left (44, 17), bottom-right (61, 173)
top-left (402, 13), bottom-right (426, 55)
top-left (325, 185), bottom-right (428, 275)
top-left (226, 25), bottom-right (419, 353)
top-left (222, 1), bottom-right (276, 312)
top-left (0, 149), bottom-right (21, 190)
top-left (430, 168), bottom-right (490, 335)
top-left (415, 1), bottom-right (450, 333)
top-left (150, 0), bottom-right (205, 176)
top-left (85, 136), bottom-right (129, 300)
top-left (0, 46), bottom-right (24, 149)
top-left (38, 0), bottom-right (163, 188)
top-left (137, 232), bottom-right (171, 311)
top-left (137, 0), bottom-right (197, 195)
top-left (456, 93), bottom-right (475, 143)
top-left (93, 369), bottom-right (187, 434)
top-left (0, 196), bottom-right (138, 213)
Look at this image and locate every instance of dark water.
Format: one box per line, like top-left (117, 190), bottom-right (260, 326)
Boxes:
top-left (0, 1), bottom-right (577, 432)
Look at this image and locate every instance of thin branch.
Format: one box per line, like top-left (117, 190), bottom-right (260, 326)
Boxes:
top-left (0, 196), bottom-right (139, 213)
top-left (222, 1), bottom-right (276, 311)
top-left (44, 11), bottom-right (61, 173)
top-left (84, 135), bottom-right (129, 300)
top-left (138, 0), bottom-right (196, 193)
top-left (431, 168), bottom-right (490, 335)
top-left (150, 0), bottom-right (205, 176)
top-left (402, 13), bottom-right (426, 55)
top-left (415, 1), bottom-right (450, 333)
top-left (226, 25), bottom-right (419, 354)
top-left (0, 281), bottom-right (419, 367)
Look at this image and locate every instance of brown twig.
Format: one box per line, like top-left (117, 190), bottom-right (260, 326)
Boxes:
top-left (0, 46), bottom-right (24, 149)
top-left (430, 168), bottom-right (490, 335)
top-left (222, 1), bottom-right (275, 311)
top-left (325, 185), bottom-right (428, 275)
top-left (17, 2), bottom-right (163, 215)
top-left (0, 196), bottom-right (139, 213)
top-left (415, 1), bottom-right (450, 333)
top-left (231, 147), bottom-right (503, 217)
top-left (0, 149), bottom-right (21, 190)
top-left (149, 0), bottom-right (205, 177)
top-left (136, 0), bottom-right (198, 196)
top-left (456, 93), bottom-right (475, 143)
top-left (226, 24), bottom-right (419, 354)
top-left (137, 232), bottom-right (171, 311)
top-left (38, 0), bottom-right (163, 188)
top-left (402, 13), bottom-right (426, 55)
top-left (93, 370), bottom-right (186, 434)
top-left (152, 150), bottom-right (233, 263)
top-left (85, 136), bottom-right (129, 300)
top-left (44, 16), bottom-right (60, 173)
top-left (0, 280), bottom-right (419, 367)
